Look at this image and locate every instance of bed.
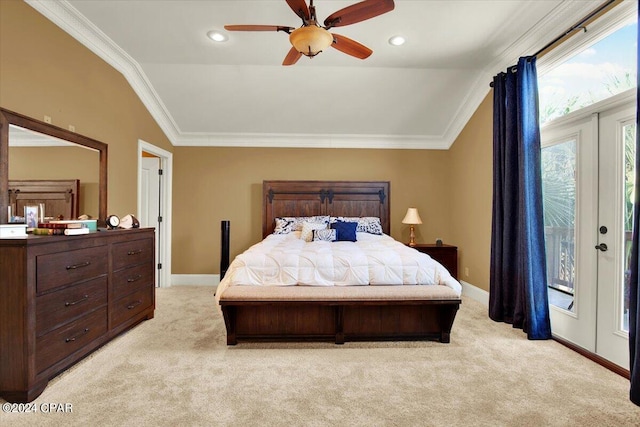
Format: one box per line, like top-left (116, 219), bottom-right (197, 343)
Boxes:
top-left (217, 180), bottom-right (462, 345)
top-left (8, 179), bottom-right (80, 220)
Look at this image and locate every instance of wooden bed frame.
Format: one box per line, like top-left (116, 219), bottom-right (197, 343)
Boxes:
top-left (9, 179), bottom-right (80, 220)
top-left (219, 180), bottom-right (461, 345)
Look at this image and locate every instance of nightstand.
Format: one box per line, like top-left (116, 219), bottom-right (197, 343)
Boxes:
top-left (410, 244), bottom-right (458, 279)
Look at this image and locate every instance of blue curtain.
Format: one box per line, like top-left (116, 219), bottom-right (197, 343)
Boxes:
top-left (628, 1), bottom-right (640, 407)
top-left (489, 56), bottom-right (552, 340)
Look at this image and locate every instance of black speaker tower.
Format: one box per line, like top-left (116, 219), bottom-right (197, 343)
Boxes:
top-left (220, 220), bottom-right (230, 280)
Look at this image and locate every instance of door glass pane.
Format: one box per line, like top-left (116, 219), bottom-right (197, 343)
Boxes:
top-left (623, 123), bottom-right (636, 332)
top-left (542, 139), bottom-right (577, 312)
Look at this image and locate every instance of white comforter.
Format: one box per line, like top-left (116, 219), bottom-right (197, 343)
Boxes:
top-left (216, 232), bottom-right (462, 301)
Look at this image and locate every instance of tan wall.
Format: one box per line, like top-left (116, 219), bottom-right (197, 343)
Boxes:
top-left (0, 0), bottom-right (173, 219)
top-left (173, 147), bottom-right (454, 273)
top-left (448, 93), bottom-right (494, 292)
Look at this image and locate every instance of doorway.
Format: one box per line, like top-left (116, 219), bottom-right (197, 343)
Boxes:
top-left (541, 91), bottom-right (634, 369)
top-left (138, 140), bottom-right (172, 288)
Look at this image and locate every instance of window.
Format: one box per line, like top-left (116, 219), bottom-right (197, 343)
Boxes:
top-left (538, 19), bottom-right (636, 124)
top-left (623, 121), bottom-right (635, 332)
top-left (542, 138), bottom-right (576, 311)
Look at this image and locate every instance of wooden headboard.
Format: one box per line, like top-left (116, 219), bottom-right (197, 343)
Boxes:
top-left (262, 180), bottom-right (390, 238)
top-left (8, 179), bottom-right (80, 220)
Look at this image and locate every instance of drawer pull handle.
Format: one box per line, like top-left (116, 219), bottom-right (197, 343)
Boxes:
top-left (127, 249), bottom-right (143, 256)
top-left (66, 261), bottom-right (91, 270)
top-left (127, 300), bottom-right (142, 310)
top-left (65, 295), bottom-right (89, 306)
top-left (127, 274), bottom-right (142, 283)
top-left (65, 328), bottom-right (90, 343)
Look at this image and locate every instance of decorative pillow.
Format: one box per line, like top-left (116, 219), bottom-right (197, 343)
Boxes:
top-left (356, 217), bottom-right (384, 235)
top-left (313, 228), bottom-right (337, 242)
top-left (274, 216), bottom-right (329, 234)
top-left (300, 222), bottom-right (328, 242)
top-left (330, 221), bottom-right (358, 242)
top-left (330, 216), bottom-right (383, 235)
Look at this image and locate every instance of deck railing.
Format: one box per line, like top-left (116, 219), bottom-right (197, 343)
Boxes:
top-left (545, 226), bottom-right (575, 294)
top-left (545, 226), bottom-right (632, 306)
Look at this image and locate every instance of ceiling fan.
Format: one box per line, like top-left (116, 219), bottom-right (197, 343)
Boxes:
top-left (224, 0), bottom-right (395, 65)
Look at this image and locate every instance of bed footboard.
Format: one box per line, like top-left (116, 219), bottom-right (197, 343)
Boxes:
top-left (219, 286), bottom-right (461, 345)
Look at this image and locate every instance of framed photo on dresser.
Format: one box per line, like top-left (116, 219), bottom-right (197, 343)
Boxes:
top-left (24, 205), bottom-right (38, 228)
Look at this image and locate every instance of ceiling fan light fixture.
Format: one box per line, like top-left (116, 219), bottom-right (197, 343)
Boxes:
top-left (289, 26), bottom-right (333, 57)
top-left (207, 30), bottom-right (228, 42)
top-left (388, 35), bottom-right (405, 46)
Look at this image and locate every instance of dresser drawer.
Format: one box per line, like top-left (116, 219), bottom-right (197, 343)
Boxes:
top-left (36, 276), bottom-right (108, 336)
top-left (36, 246), bottom-right (108, 294)
top-left (113, 263), bottom-right (154, 298)
top-left (112, 287), bottom-right (154, 327)
top-left (36, 307), bottom-right (108, 374)
top-left (112, 237), bottom-right (154, 271)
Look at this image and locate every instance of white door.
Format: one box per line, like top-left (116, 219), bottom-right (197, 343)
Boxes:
top-left (542, 113), bottom-right (599, 351)
top-left (595, 102), bottom-right (635, 368)
top-left (542, 96), bottom-right (634, 369)
top-left (141, 155), bottom-right (161, 287)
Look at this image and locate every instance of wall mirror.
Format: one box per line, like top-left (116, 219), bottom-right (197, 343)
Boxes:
top-left (0, 108), bottom-right (107, 224)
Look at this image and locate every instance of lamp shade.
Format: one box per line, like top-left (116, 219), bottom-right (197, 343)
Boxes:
top-left (289, 26), bottom-right (333, 56)
top-left (402, 208), bottom-right (422, 225)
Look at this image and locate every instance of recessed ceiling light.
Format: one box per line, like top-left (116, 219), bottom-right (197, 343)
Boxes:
top-left (207, 30), bottom-right (228, 42)
top-left (388, 35), bottom-right (406, 46)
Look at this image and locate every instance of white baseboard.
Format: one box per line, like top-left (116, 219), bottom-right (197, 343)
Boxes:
top-left (460, 280), bottom-right (489, 306)
top-left (171, 274), bottom-right (219, 287)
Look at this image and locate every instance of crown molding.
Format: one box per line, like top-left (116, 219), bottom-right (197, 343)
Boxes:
top-left (25, 0), bottom-right (616, 150)
top-left (175, 132), bottom-right (448, 150)
top-left (9, 126), bottom-right (74, 147)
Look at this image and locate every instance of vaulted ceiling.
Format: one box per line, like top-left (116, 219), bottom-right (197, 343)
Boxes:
top-left (29, 0), bottom-right (602, 149)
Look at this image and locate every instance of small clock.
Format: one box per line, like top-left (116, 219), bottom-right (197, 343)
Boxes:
top-left (106, 215), bottom-right (120, 229)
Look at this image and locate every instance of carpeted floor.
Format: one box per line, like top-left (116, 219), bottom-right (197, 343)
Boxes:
top-left (1, 285), bottom-right (638, 426)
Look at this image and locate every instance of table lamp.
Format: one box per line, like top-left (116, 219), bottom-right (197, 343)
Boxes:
top-left (402, 207), bottom-right (422, 247)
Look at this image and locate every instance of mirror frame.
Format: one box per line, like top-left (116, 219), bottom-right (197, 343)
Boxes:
top-left (0, 108), bottom-right (108, 225)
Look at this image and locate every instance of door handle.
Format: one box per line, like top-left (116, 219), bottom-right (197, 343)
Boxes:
top-left (595, 243), bottom-right (608, 252)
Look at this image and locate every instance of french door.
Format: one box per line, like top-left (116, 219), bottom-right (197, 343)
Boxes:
top-left (541, 93), bottom-right (635, 369)
top-left (595, 102), bottom-right (635, 368)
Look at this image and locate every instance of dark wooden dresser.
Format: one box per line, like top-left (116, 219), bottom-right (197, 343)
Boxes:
top-left (410, 243), bottom-right (458, 279)
top-left (0, 228), bottom-right (155, 403)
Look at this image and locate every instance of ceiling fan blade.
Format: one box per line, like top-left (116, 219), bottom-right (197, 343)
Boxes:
top-left (324, 0), bottom-right (395, 29)
top-left (283, 47), bottom-right (303, 66)
top-left (330, 33), bottom-right (372, 59)
top-left (224, 25), bottom-right (294, 32)
top-left (286, 0), bottom-right (310, 20)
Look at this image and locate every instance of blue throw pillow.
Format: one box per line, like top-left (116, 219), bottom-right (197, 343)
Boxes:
top-left (331, 221), bottom-right (357, 242)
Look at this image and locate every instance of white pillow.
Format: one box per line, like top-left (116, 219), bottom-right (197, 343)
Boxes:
top-left (300, 222), bottom-right (327, 242)
top-left (274, 216), bottom-right (330, 234)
